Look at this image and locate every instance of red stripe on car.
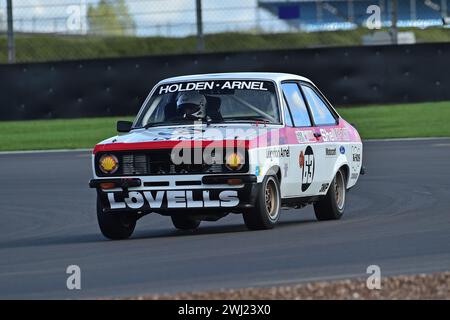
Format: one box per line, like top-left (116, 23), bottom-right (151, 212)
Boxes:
top-left (93, 140), bottom-right (250, 154)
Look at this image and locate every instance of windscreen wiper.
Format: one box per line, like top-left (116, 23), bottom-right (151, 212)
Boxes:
top-left (143, 118), bottom-right (212, 129)
top-left (220, 116), bottom-right (274, 124)
top-left (144, 120), bottom-right (187, 129)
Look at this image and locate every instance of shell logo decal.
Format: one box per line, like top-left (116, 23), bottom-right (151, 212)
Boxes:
top-left (99, 155), bottom-right (119, 174)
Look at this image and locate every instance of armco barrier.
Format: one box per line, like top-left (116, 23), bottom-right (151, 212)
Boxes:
top-left (0, 42), bottom-right (449, 120)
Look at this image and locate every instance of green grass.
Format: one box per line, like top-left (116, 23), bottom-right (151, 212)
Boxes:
top-left (0, 116), bottom-right (132, 151)
top-left (0, 101), bottom-right (449, 151)
top-left (338, 101), bottom-right (450, 139)
top-left (1, 27), bottom-right (449, 63)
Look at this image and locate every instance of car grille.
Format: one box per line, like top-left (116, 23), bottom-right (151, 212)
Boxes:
top-left (122, 154), bottom-right (148, 175)
top-left (95, 149), bottom-right (247, 176)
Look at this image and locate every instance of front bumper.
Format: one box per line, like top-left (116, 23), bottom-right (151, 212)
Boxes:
top-left (90, 174), bottom-right (259, 214)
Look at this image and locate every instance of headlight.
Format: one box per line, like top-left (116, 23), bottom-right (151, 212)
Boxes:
top-left (225, 152), bottom-right (244, 171)
top-left (98, 154), bottom-right (119, 174)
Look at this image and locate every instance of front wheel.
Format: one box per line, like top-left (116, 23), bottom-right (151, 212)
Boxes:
top-left (243, 175), bottom-right (281, 230)
top-left (314, 169), bottom-right (346, 221)
top-left (97, 197), bottom-right (137, 240)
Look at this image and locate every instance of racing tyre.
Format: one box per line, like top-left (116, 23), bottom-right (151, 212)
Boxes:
top-left (243, 175), bottom-right (281, 230)
top-left (97, 197), bottom-right (137, 240)
top-left (314, 168), bottom-right (346, 221)
top-left (171, 216), bottom-right (201, 230)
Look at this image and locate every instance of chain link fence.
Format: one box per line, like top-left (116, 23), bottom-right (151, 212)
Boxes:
top-left (0, 0), bottom-right (449, 63)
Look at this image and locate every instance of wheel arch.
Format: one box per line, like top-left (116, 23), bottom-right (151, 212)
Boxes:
top-left (331, 157), bottom-right (350, 188)
top-left (265, 165), bottom-right (282, 183)
top-left (339, 164), bottom-right (350, 188)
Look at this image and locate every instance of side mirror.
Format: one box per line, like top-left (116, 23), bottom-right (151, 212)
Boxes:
top-left (117, 120), bottom-right (133, 133)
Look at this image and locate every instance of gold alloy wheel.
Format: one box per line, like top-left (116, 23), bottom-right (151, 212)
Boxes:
top-left (265, 178), bottom-right (279, 219)
top-left (335, 170), bottom-right (346, 211)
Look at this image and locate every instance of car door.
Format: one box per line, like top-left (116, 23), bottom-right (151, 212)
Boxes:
top-left (280, 82), bottom-right (323, 198)
top-left (299, 83), bottom-right (340, 194)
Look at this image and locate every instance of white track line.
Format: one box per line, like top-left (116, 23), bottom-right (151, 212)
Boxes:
top-left (0, 148), bottom-right (92, 155)
top-left (364, 137), bottom-right (450, 142)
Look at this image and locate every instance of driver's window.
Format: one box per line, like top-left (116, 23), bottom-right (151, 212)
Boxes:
top-left (301, 85), bottom-right (336, 126)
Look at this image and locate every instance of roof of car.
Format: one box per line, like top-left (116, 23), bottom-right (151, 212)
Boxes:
top-left (159, 72), bottom-right (313, 84)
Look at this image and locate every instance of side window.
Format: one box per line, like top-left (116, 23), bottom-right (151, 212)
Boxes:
top-left (283, 103), bottom-right (294, 127)
top-left (301, 85), bottom-right (336, 126)
top-left (281, 83), bottom-right (312, 127)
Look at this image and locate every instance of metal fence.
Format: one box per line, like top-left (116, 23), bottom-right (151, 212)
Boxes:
top-left (0, 0), bottom-right (449, 63)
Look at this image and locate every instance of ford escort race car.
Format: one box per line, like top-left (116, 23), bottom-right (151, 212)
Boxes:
top-left (90, 72), bottom-right (364, 240)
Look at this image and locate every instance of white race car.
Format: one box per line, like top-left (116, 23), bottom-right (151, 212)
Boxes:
top-left (90, 73), bottom-right (364, 240)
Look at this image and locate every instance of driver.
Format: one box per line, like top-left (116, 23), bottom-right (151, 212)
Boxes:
top-left (176, 92), bottom-right (207, 120)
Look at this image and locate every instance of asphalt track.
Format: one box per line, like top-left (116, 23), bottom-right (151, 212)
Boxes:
top-left (0, 139), bottom-right (449, 299)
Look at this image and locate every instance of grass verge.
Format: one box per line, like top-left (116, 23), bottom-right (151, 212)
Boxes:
top-left (0, 27), bottom-right (449, 63)
top-left (338, 101), bottom-right (450, 139)
top-left (0, 101), bottom-right (449, 151)
top-left (0, 116), bottom-right (131, 151)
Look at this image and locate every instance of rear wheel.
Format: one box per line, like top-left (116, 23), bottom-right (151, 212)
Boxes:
top-left (243, 175), bottom-right (281, 230)
top-left (171, 216), bottom-right (201, 230)
top-left (97, 197), bottom-right (137, 240)
top-left (314, 169), bottom-right (346, 221)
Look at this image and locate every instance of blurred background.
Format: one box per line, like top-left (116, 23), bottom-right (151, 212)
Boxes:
top-left (1, 2), bottom-right (450, 304)
top-left (0, 0), bottom-right (449, 146)
top-left (1, 0), bottom-right (449, 63)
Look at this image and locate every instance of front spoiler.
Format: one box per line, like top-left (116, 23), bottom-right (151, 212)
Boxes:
top-left (92, 175), bottom-right (259, 214)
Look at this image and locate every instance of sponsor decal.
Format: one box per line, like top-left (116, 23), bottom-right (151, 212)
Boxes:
top-left (266, 146), bottom-right (290, 159)
top-left (301, 146), bottom-right (315, 192)
top-left (151, 131), bottom-right (173, 141)
top-left (325, 148), bottom-right (337, 156)
top-left (283, 163), bottom-right (288, 178)
top-left (158, 81), bottom-right (269, 95)
top-left (255, 165), bottom-right (260, 176)
top-left (152, 136), bottom-right (170, 141)
top-left (320, 128), bottom-right (335, 142)
top-left (99, 154), bottom-right (119, 174)
top-left (295, 131), bottom-right (306, 143)
top-left (295, 130), bottom-right (316, 143)
top-left (319, 183), bottom-right (330, 193)
top-left (320, 128), bottom-right (351, 142)
top-left (340, 146), bottom-right (346, 154)
top-left (352, 145), bottom-right (362, 162)
top-left (333, 127), bottom-right (351, 141)
top-left (305, 130), bottom-right (316, 141)
top-left (107, 190), bottom-right (240, 209)
top-left (351, 172), bottom-right (359, 180)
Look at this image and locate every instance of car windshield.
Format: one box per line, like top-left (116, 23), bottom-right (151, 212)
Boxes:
top-left (134, 80), bottom-right (280, 128)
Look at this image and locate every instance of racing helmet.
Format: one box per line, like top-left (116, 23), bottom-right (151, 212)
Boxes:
top-left (176, 92), bottom-right (207, 119)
